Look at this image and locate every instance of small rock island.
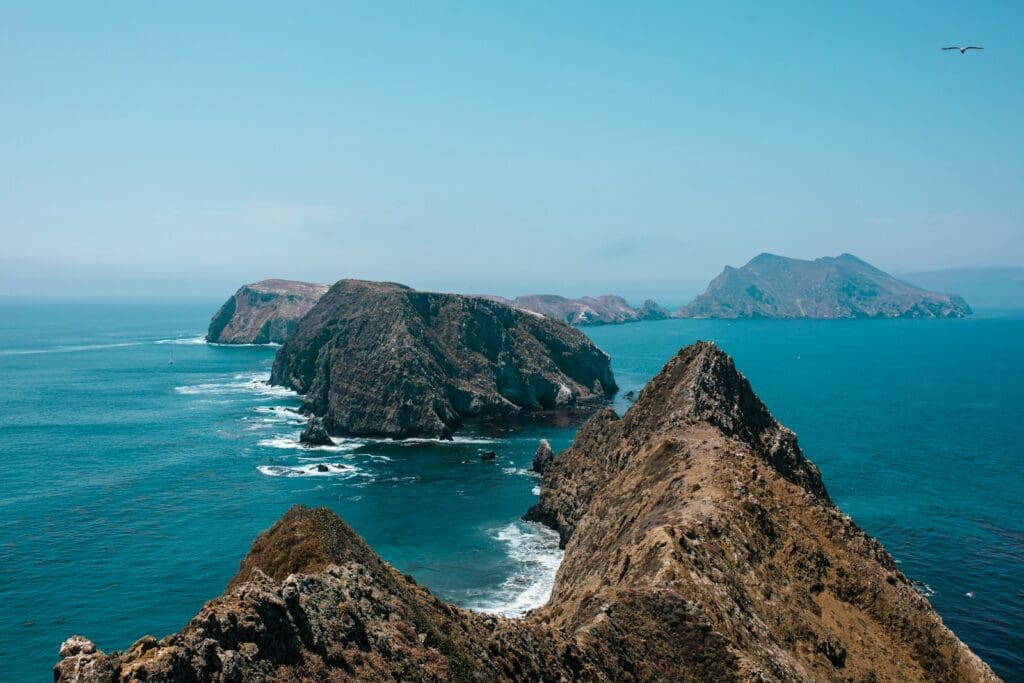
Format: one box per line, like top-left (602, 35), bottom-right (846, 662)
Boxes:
top-left (680, 253), bottom-right (972, 319)
top-left (206, 279), bottom-right (329, 344)
top-left (55, 343), bottom-right (997, 682)
top-left (270, 280), bottom-right (618, 439)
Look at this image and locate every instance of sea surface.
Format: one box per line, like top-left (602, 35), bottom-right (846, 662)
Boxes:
top-left (0, 298), bottom-right (1021, 680)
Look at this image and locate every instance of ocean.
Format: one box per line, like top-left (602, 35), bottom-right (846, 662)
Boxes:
top-left (0, 298), bottom-right (1021, 680)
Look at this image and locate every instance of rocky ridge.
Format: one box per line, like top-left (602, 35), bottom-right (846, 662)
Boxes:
top-left (680, 253), bottom-right (972, 319)
top-left (489, 294), bottom-right (670, 326)
top-left (56, 342), bottom-right (997, 682)
top-left (207, 280), bottom-right (329, 344)
top-left (270, 279), bottom-right (617, 440)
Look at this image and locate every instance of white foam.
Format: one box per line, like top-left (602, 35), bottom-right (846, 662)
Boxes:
top-left (502, 467), bottom-right (539, 477)
top-left (257, 463), bottom-right (361, 478)
top-left (257, 434), bottom-right (365, 453)
top-left (467, 521), bottom-right (564, 618)
top-left (531, 486), bottom-right (541, 496)
top-left (0, 341), bottom-right (148, 356)
top-left (154, 336), bottom-right (207, 345)
top-left (391, 436), bottom-right (497, 446)
top-left (174, 373), bottom-right (301, 399)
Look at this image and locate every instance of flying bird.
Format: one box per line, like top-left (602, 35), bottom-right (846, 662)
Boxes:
top-left (942, 46), bottom-right (984, 53)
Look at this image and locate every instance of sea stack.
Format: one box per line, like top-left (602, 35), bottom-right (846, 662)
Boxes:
top-left (56, 343), bottom-right (997, 681)
top-left (298, 415), bottom-right (334, 447)
top-left (207, 279), bottom-right (328, 344)
top-left (679, 253), bottom-right (972, 319)
top-left (270, 280), bottom-right (618, 440)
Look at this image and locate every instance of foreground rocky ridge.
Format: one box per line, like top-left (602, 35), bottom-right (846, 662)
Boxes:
top-left (207, 280), bottom-right (329, 344)
top-left (57, 343), bottom-right (998, 682)
top-left (680, 253), bottom-right (972, 319)
top-left (270, 280), bottom-right (617, 439)
top-left (488, 294), bottom-right (670, 326)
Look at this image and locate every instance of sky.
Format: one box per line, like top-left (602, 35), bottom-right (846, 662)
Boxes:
top-left (1, 1), bottom-right (1022, 301)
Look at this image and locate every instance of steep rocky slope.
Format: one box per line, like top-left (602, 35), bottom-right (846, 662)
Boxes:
top-left (270, 280), bottom-right (617, 439)
top-left (489, 294), bottom-right (670, 325)
top-left (207, 280), bottom-right (328, 344)
top-left (680, 253), bottom-right (972, 319)
top-left (57, 342), bottom-right (997, 682)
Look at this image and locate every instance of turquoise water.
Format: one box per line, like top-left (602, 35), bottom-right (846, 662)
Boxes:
top-left (0, 300), bottom-right (1021, 680)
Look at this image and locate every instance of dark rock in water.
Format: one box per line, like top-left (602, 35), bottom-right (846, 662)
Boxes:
top-left (270, 279), bottom-right (618, 440)
top-left (314, 464), bottom-right (329, 473)
top-left (624, 390), bottom-right (636, 402)
top-left (55, 343), bottom-right (997, 682)
top-left (480, 451), bottom-right (497, 461)
top-left (531, 438), bottom-right (554, 474)
top-left (299, 415), bottom-right (334, 447)
top-left (678, 253), bottom-right (972, 319)
top-left (207, 279), bottom-right (328, 344)
top-left (485, 293), bottom-right (670, 326)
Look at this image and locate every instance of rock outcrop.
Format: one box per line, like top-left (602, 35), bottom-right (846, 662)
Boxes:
top-left (531, 438), bottom-right (554, 474)
top-left (207, 280), bottom-right (329, 344)
top-left (270, 280), bottom-right (618, 440)
top-left (679, 253), bottom-right (972, 319)
top-left (57, 342), bottom-right (997, 682)
top-left (489, 294), bottom-right (670, 326)
top-left (299, 415), bottom-right (334, 447)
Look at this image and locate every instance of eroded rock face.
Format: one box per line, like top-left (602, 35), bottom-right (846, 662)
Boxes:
top-left (207, 280), bottom-right (329, 344)
top-left (57, 343), bottom-right (998, 682)
top-left (489, 294), bottom-right (671, 325)
top-left (270, 280), bottom-right (618, 440)
top-left (531, 438), bottom-right (554, 474)
top-left (679, 253), bottom-right (972, 319)
top-left (299, 415), bottom-right (334, 447)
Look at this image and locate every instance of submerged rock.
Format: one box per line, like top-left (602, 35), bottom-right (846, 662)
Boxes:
top-left (531, 438), bottom-right (554, 474)
top-left (206, 279), bottom-right (328, 344)
top-left (299, 415), bottom-right (334, 447)
top-left (56, 343), bottom-right (998, 682)
top-left (270, 279), bottom-right (618, 440)
top-left (480, 451), bottom-right (497, 461)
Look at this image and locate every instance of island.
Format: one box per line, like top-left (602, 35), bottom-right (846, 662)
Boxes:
top-left (55, 342), bottom-right (996, 681)
top-left (206, 279), bottom-right (329, 344)
top-left (269, 280), bottom-right (618, 439)
top-left (487, 294), bottom-right (670, 326)
top-left (679, 253), bottom-right (972, 319)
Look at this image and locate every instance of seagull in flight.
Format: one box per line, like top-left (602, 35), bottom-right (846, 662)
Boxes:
top-left (942, 46), bottom-right (984, 54)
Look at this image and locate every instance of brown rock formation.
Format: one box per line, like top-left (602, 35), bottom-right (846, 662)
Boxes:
top-left (207, 279), bottom-right (329, 344)
top-left (489, 293), bottom-right (671, 326)
top-left (56, 343), bottom-right (997, 682)
top-left (270, 280), bottom-right (618, 440)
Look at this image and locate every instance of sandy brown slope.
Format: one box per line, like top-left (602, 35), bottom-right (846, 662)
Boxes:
top-left (56, 343), bottom-right (997, 682)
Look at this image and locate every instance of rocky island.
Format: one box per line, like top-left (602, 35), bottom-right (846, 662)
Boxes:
top-left (489, 294), bottom-right (670, 326)
top-left (270, 280), bottom-right (618, 439)
top-left (679, 253), bottom-right (972, 319)
top-left (206, 279), bottom-right (329, 344)
top-left (56, 343), bottom-right (996, 682)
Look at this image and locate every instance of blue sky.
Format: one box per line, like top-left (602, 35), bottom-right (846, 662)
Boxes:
top-left (2, 1), bottom-right (1021, 299)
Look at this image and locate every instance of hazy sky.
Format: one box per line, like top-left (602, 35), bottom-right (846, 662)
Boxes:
top-left (2, 1), bottom-right (1021, 300)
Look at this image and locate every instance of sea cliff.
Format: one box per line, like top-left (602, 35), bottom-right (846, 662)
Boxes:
top-left (56, 342), bottom-right (996, 682)
top-left (207, 280), bottom-right (328, 344)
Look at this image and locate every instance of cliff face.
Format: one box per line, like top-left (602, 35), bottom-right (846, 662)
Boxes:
top-left (270, 280), bottom-right (618, 439)
top-left (57, 343), bottom-right (997, 682)
top-left (490, 294), bottom-right (671, 326)
top-left (207, 280), bottom-right (329, 344)
top-left (680, 253), bottom-right (972, 319)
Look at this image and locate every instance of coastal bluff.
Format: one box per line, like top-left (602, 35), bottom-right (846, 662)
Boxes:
top-left (56, 342), bottom-right (997, 682)
top-left (680, 253), bottom-right (972, 319)
top-left (270, 279), bottom-right (618, 439)
top-left (206, 279), bottom-right (328, 344)
top-left (487, 294), bottom-right (670, 326)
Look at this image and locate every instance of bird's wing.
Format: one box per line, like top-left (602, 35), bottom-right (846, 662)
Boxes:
top-left (941, 46), bottom-right (960, 50)
top-left (964, 46), bottom-right (984, 50)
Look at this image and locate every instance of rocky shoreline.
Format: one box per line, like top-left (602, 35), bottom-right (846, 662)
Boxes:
top-left (55, 342), bottom-right (997, 682)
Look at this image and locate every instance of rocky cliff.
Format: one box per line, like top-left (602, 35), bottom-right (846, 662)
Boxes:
top-left (680, 253), bottom-right (972, 319)
top-left (207, 280), bottom-right (328, 344)
top-left (57, 342), bottom-right (997, 682)
top-left (270, 280), bottom-right (618, 439)
top-left (489, 294), bottom-right (671, 325)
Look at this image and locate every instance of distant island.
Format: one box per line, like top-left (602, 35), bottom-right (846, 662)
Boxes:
top-left (207, 279), bottom-right (328, 344)
top-left (270, 279), bottom-right (617, 439)
top-left (55, 343), bottom-right (997, 681)
top-left (679, 253), bottom-right (972, 319)
top-left (486, 294), bottom-right (670, 325)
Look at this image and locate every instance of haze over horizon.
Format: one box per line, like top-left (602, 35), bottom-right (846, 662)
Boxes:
top-left (2, 2), bottom-right (1022, 300)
